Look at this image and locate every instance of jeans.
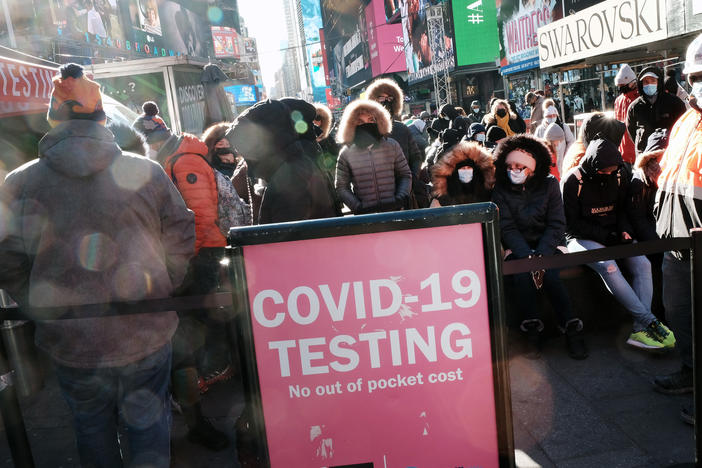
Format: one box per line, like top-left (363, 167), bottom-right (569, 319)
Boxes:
top-left (663, 252), bottom-right (692, 368)
top-left (511, 269), bottom-right (573, 327)
top-left (55, 344), bottom-right (172, 468)
top-left (568, 238), bottom-right (656, 330)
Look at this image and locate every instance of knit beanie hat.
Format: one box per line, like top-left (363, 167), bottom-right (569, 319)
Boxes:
top-left (486, 125), bottom-right (507, 143)
top-left (47, 63), bottom-right (106, 128)
top-left (132, 101), bottom-right (171, 144)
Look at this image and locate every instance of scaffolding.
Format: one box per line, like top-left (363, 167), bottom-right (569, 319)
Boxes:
top-left (427, 4), bottom-right (451, 110)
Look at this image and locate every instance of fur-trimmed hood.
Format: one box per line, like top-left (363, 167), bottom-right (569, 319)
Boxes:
top-left (493, 135), bottom-right (553, 188)
top-left (336, 100), bottom-right (392, 145)
top-left (314, 103), bottom-right (333, 140)
top-left (432, 141), bottom-right (495, 197)
top-left (366, 78), bottom-right (404, 118)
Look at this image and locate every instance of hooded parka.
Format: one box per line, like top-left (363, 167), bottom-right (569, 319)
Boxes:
top-left (335, 100), bottom-right (412, 214)
top-left (431, 141), bottom-right (495, 206)
top-left (226, 99), bottom-right (338, 224)
top-left (492, 135), bottom-right (566, 258)
top-left (626, 67), bottom-right (686, 156)
top-left (562, 138), bottom-right (632, 245)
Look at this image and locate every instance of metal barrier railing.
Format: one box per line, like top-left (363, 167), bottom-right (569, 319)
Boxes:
top-left (0, 234), bottom-right (699, 467)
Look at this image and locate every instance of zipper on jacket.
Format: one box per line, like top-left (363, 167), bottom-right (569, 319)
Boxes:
top-left (369, 147), bottom-right (381, 206)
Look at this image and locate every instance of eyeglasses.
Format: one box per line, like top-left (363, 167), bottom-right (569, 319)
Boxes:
top-left (377, 95), bottom-right (394, 103)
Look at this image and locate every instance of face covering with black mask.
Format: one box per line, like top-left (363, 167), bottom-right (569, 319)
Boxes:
top-left (215, 147), bottom-right (235, 158)
top-left (380, 100), bottom-right (394, 116)
top-left (496, 108), bottom-right (507, 118)
top-left (354, 122), bottom-right (382, 146)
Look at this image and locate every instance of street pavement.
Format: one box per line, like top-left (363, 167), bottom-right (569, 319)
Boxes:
top-left (0, 319), bottom-right (694, 467)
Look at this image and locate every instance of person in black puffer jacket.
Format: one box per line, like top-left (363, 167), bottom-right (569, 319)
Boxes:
top-left (280, 97), bottom-right (343, 216)
top-left (225, 99), bottom-right (338, 224)
top-left (562, 137), bottom-right (674, 351)
top-left (429, 104), bottom-right (458, 140)
top-left (626, 66), bottom-right (686, 156)
top-left (492, 135), bottom-right (586, 359)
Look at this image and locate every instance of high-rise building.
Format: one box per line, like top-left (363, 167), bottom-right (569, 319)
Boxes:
top-left (281, 0), bottom-right (310, 99)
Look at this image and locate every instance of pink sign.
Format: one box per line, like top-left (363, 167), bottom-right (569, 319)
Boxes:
top-left (243, 223), bottom-right (499, 467)
top-left (364, 0), bottom-right (406, 77)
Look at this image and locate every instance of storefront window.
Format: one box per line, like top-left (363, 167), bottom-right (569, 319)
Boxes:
top-left (506, 71), bottom-right (535, 120)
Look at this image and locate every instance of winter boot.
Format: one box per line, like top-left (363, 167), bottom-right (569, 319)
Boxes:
top-left (183, 402), bottom-right (229, 451)
top-left (563, 318), bottom-right (588, 360)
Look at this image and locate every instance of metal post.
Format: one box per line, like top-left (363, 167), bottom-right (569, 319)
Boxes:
top-left (0, 334), bottom-right (34, 468)
top-left (691, 228), bottom-right (702, 465)
top-left (427, 4), bottom-right (451, 110)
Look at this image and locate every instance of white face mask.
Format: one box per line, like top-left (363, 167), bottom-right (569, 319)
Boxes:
top-left (475, 133), bottom-right (486, 142)
top-left (508, 168), bottom-right (528, 185)
top-left (458, 167), bottom-right (474, 183)
top-left (691, 82), bottom-right (702, 103)
top-left (472, 107), bottom-right (480, 113)
top-left (545, 116), bottom-right (557, 124)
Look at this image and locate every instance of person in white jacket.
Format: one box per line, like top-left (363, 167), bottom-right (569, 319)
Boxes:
top-left (534, 103), bottom-right (574, 160)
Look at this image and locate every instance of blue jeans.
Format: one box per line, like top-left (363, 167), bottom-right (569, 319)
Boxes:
top-left (662, 252), bottom-right (692, 368)
top-left (568, 238), bottom-right (656, 330)
top-left (55, 344), bottom-right (172, 468)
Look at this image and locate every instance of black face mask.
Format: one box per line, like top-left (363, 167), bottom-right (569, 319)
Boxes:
top-left (354, 123), bottom-right (382, 146)
top-left (380, 100), bottom-right (394, 115)
top-left (215, 147), bottom-right (235, 157)
top-left (496, 108), bottom-right (507, 118)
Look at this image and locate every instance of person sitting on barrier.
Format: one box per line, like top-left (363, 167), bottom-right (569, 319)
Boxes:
top-left (651, 33), bottom-right (702, 416)
top-left (335, 99), bottom-right (412, 214)
top-left (429, 141), bottom-right (495, 208)
top-left (0, 64), bottom-right (195, 467)
top-left (562, 136), bottom-right (675, 351)
top-left (492, 135), bottom-right (587, 359)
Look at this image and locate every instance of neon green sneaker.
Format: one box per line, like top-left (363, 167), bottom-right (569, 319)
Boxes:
top-left (627, 329), bottom-right (665, 350)
top-left (647, 320), bottom-right (676, 348)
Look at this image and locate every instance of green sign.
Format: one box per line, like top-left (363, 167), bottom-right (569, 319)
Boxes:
top-left (452, 0), bottom-right (500, 67)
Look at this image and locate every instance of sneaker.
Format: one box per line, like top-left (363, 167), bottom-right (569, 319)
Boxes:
top-left (647, 320), bottom-right (676, 348)
top-left (520, 320), bottom-right (543, 359)
top-left (626, 329), bottom-right (665, 350)
top-left (564, 319), bottom-right (588, 360)
top-left (203, 364), bottom-right (234, 388)
top-left (681, 402), bottom-right (695, 426)
top-left (653, 366), bottom-right (693, 394)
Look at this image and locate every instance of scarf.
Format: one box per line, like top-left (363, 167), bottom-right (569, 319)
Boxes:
top-left (495, 113), bottom-right (515, 137)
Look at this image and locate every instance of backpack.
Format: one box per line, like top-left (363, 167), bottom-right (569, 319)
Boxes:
top-left (169, 152), bottom-right (252, 236)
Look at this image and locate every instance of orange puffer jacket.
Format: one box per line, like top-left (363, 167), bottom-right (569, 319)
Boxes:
top-left (163, 134), bottom-right (226, 252)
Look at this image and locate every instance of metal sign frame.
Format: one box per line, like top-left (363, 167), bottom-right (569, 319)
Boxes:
top-left (227, 203), bottom-right (515, 467)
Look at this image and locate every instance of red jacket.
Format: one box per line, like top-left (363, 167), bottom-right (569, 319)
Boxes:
top-left (614, 89), bottom-right (638, 164)
top-left (163, 134), bottom-right (226, 252)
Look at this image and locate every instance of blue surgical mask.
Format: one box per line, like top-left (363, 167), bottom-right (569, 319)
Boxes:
top-left (643, 84), bottom-right (658, 96)
top-left (508, 168), bottom-right (528, 185)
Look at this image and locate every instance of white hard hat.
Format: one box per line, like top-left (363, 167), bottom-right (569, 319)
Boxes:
top-left (683, 33), bottom-right (702, 76)
top-left (614, 64), bottom-right (636, 86)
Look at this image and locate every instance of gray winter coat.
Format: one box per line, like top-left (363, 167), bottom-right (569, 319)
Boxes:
top-left (0, 120), bottom-right (195, 368)
top-left (335, 137), bottom-right (412, 213)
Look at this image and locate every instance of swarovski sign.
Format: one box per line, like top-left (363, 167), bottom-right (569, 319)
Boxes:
top-left (538, 0), bottom-right (666, 68)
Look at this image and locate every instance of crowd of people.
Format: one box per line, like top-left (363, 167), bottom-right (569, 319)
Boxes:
top-left (2, 32), bottom-right (702, 467)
